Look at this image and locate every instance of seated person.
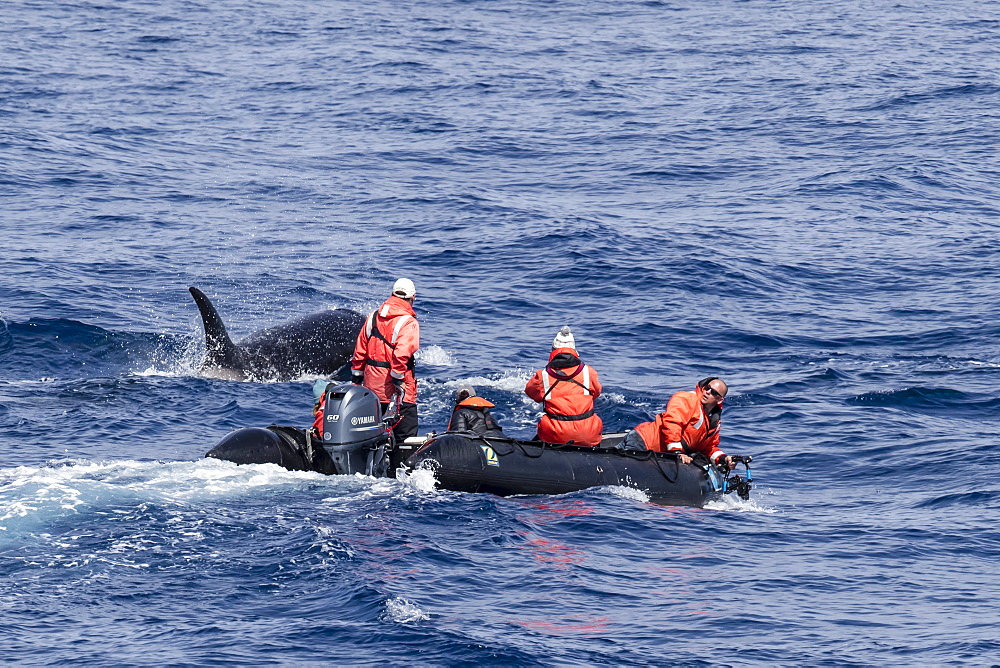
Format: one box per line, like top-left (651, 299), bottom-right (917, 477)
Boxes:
top-left (448, 385), bottom-right (505, 437)
top-left (621, 377), bottom-right (734, 468)
top-left (523, 326), bottom-right (603, 446)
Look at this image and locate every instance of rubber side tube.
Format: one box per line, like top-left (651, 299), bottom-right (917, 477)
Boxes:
top-left (406, 433), bottom-right (719, 507)
top-left (205, 426), bottom-right (313, 471)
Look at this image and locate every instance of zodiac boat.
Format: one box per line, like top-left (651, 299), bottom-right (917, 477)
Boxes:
top-left (204, 383), bottom-right (752, 506)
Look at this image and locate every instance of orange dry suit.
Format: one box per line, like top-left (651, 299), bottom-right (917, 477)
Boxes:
top-left (524, 347), bottom-right (603, 446)
top-left (350, 296), bottom-right (419, 404)
top-left (633, 385), bottom-right (725, 463)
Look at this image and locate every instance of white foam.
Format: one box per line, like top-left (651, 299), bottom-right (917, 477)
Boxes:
top-left (602, 485), bottom-right (650, 503)
top-left (0, 458), bottom-right (330, 532)
top-left (130, 333), bottom-right (204, 378)
top-left (304, 467), bottom-right (451, 509)
top-left (437, 369), bottom-right (533, 394)
top-left (384, 597), bottom-right (430, 623)
top-left (395, 466), bottom-right (439, 494)
top-left (703, 492), bottom-right (777, 513)
top-left (415, 345), bottom-right (455, 366)
top-left (133, 366), bottom-right (188, 378)
top-left (0, 377), bottom-right (56, 387)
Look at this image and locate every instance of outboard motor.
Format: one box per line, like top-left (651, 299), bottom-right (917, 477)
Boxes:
top-left (318, 383), bottom-right (392, 477)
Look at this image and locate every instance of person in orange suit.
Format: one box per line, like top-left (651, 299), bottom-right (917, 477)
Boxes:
top-left (350, 278), bottom-right (420, 440)
top-left (524, 326), bottom-right (603, 446)
top-left (622, 377), bottom-right (734, 468)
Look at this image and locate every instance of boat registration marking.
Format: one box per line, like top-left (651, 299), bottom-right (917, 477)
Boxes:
top-left (480, 445), bottom-right (500, 467)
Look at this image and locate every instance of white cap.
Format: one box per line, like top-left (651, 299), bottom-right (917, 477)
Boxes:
top-left (392, 278), bottom-right (416, 299)
top-left (552, 325), bottom-right (575, 350)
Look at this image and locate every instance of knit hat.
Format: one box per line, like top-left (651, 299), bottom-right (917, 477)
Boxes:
top-left (552, 325), bottom-right (575, 350)
top-left (392, 278), bottom-right (416, 299)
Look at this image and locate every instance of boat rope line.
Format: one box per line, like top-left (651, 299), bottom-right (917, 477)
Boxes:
top-left (652, 453), bottom-right (680, 483)
top-left (444, 434), bottom-right (689, 481)
top-left (475, 438), bottom-right (562, 459)
top-left (515, 440), bottom-right (547, 458)
top-left (457, 434), bottom-right (520, 456)
top-left (304, 428), bottom-right (315, 464)
top-left (611, 447), bottom-right (682, 483)
top-left (268, 425), bottom-right (314, 465)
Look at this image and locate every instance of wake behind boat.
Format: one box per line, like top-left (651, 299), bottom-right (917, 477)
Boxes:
top-left (204, 383), bottom-right (753, 506)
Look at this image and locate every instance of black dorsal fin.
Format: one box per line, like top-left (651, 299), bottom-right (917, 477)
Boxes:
top-left (189, 287), bottom-right (244, 371)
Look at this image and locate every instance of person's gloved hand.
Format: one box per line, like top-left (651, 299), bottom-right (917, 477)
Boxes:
top-left (351, 371), bottom-right (363, 386)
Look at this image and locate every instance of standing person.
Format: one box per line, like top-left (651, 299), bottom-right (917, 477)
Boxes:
top-left (524, 326), bottom-right (603, 446)
top-left (351, 278), bottom-right (420, 441)
top-left (622, 377), bottom-right (735, 468)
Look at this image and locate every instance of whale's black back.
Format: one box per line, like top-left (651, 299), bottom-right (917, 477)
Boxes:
top-left (240, 309), bottom-right (365, 379)
top-left (189, 286), bottom-right (365, 381)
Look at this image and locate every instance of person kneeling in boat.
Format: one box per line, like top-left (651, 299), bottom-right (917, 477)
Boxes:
top-left (448, 385), bottom-right (505, 437)
top-left (621, 376), bottom-right (735, 468)
top-left (524, 326), bottom-right (603, 446)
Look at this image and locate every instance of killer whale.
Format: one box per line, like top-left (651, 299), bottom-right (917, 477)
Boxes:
top-left (189, 286), bottom-right (366, 381)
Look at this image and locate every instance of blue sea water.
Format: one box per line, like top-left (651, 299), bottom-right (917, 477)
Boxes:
top-left (2, 0), bottom-right (1000, 664)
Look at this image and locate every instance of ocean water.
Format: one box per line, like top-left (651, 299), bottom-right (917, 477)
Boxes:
top-left (2, 0), bottom-right (999, 664)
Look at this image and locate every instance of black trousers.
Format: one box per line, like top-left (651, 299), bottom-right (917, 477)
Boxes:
top-left (619, 430), bottom-right (648, 451)
top-left (394, 402), bottom-right (418, 440)
top-left (382, 402), bottom-right (418, 474)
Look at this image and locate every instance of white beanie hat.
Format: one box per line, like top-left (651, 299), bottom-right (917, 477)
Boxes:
top-left (552, 326), bottom-right (575, 350)
top-left (392, 278), bottom-right (416, 299)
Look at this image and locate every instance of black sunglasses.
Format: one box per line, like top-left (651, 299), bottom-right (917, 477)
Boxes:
top-left (703, 385), bottom-right (724, 399)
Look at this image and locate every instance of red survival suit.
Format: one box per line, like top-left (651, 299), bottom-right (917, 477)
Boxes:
top-left (350, 295), bottom-right (420, 404)
top-left (633, 386), bottom-right (725, 464)
top-left (524, 347), bottom-right (603, 446)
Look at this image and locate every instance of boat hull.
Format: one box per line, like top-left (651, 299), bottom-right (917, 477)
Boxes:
top-left (206, 427), bottom-right (729, 506)
top-left (206, 426), bottom-right (339, 475)
top-left (404, 433), bottom-right (721, 507)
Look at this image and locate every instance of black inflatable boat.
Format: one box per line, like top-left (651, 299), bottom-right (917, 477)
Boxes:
top-left (404, 432), bottom-right (753, 506)
top-left (205, 383), bottom-right (753, 506)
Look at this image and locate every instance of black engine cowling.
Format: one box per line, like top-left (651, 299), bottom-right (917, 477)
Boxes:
top-left (317, 383), bottom-right (392, 477)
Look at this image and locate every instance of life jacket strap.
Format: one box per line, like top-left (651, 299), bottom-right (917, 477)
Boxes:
top-left (544, 409), bottom-right (595, 422)
top-left (363, 312), bottom-right (415, 370)
top-left (366, 311), bottom-right (394, 348)
top-left (540, 365), bottom-right (592, 401)
top-left (363, 359), bottom-right (414, 370)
